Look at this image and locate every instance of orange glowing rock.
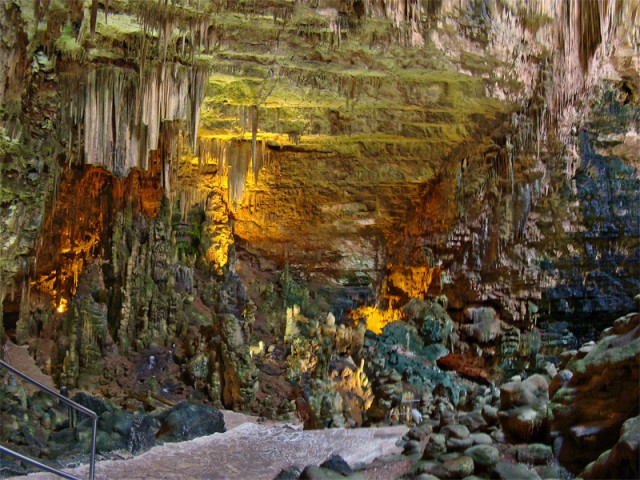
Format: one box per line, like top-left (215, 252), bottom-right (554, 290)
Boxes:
top-left (350, 306), bottom-right (404, 334)
top-left (56, 298), bottom-right (68, 314)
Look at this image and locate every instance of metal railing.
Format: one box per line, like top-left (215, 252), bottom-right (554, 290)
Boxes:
top-left (0, 360), bottom-right (97, 480)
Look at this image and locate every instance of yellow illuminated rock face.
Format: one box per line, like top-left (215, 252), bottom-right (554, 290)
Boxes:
top-left (32, 166), bottom-right (163, 305)
top-left (350, 305), bottom-right (405, 335)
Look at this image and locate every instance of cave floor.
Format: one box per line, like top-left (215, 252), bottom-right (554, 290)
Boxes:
top-left (7, 416), bottom-right (408, 480)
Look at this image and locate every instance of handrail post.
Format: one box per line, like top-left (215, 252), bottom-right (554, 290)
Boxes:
top-left (0, 359), bottom-right (97, 480)
top-left (89, 417), bottom-right (97, 480)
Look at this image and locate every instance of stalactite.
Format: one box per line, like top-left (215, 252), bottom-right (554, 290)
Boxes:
top-left (62, 63), bottom-right (208, 188)
top-left (196, 137), bottom-right (271, 211)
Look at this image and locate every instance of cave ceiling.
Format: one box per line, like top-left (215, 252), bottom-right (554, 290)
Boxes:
top-left (1, 0), bottom-right (638, 322)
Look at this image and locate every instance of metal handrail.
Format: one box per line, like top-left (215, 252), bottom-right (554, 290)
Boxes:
top-left (0, 360), bottom-right (97, 480)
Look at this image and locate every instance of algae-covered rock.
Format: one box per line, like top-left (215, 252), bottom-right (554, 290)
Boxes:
top-left (218, 313), bottom-right (259, 409)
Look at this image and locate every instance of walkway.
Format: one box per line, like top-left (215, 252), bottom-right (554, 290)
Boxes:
top-left (7, 421), bottom-right (407, 480)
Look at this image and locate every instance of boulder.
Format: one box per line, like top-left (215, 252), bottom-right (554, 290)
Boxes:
top-left (461, 307), bottom-right (502, 343)
top-left (499, 374), bottom-right (549, 442)
top-left (549, 312), bottom-right (639, 474)
top-left (459, 411), bottom-right (488, 432)
top-left (155, 402), bottom-right (225, 442)
top-left (580, 415), bottom-right (639, 479)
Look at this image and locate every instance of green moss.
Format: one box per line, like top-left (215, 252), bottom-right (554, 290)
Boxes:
top-left (96, 12), bottom-right (144, 38)
top-left (55, 28), bottom-right (83, 61)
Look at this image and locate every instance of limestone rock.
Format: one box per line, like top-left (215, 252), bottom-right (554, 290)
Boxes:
top-left (509, 443), bottom-right (553, 465)
top-left (549, 312), bottom-right (639, 473)
top-left (442, 455), bottom-right (474, 479)
top-left (464, 445), bottom-right (500, 469)
top-left (579, 415), bottom-right (640, 480)
top-left (493, 462), bottom-right (541, 480)
top-left (320, 454), bottom-right (352, 476)
top-left (422, 433), bottom-right (447, 460)
top-left (469, 432), bottom-right (493, 445)
top-left (155, 402), bottom-right (225, 443)
top-left (499, 374), bottom-right (549, 442)
top-left (217, 313), bottom-right (259, 409)
top-left (441, 424), bottom-right (470, 440)
top-left (462, 307), bottom-right (502, 343)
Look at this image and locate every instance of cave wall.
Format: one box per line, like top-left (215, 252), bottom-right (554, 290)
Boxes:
top-left (0, 0), bottom-right (638, 353)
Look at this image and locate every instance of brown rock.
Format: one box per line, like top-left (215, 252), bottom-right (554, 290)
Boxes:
top-left (437, 354), bottom-right (491, 385)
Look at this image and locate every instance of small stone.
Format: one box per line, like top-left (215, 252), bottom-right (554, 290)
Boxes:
top-left (493, 462), bottom-right (541, 480)
top-left (423, 435), bottom-right (447, 460)
top-left (446, 436), bottom-right (473, 451)
top-left (320, 454), bottom-right (352, 476)
top-left (536, 464), bottom-right (565, 479)
top-left (300, 465), bottom-right (347, 480)
top-left (459, 411), bottom-right (488, 433)
top-left (469, 433), bottom-right (493, 445)
top-left (439, 452), bottom-right (461, 462)
top-left (442, 424), bottom-right (471, 439)
top-left (464, 445), bottom-right (500, 469)
top-left (442, 455), bottom-right (474, 479)
top-left (416, 474), bottom-right (441, 480)
top-left (274, 466), bottom-right (302, 480)
top-left (404, 439), bottom-right (424, 456)
top-left (490, 430), bottom-right (505, 443)
top-left (514, 443), bottom-right (553, 465)
top-left (417, 461), bottom-right (444, 476)
top-left (481, 405), bottom-right (499, 424)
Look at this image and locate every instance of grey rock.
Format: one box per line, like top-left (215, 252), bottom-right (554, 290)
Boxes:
top-left (442, 455), bottom-right (474, 479)
top-left (535, 464), bottom-right (564, 479)
top-left (300, 465), bottom-right (347, 480)
top-left (513, 443), bottom-right (553, 465)
top-left (464, 445), bottom-right (500, 468)
top-left (417, 460), bottom-right (445, 476)
top-left (493, 462), bottom-right (541, 480)
top-left (481, 405), bottom-right (499, 425)
top-left (320, 454), bottom-right (352, 476)
top-left (423, 433), bottom-right (447, 460)
top-left (442, 424), bottom-right (471, 439)
top-left (155, 402), bottom-right (225, 442)
top-left (446, 436), bottom-right (473, 451)
top-left (469, 433), bottom-right (493, 445)
top-left (416, 474), bottom-right (441, 480)
top-left (459, 411), bottom-right (487, 433)
top-left (274, 466), bottom-right (302, 480)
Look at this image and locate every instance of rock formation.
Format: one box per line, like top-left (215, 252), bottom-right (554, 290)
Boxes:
top-left (0, 0), bottom-right (638, 478)
top-left (550, 311), bottom-right (640, 474)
